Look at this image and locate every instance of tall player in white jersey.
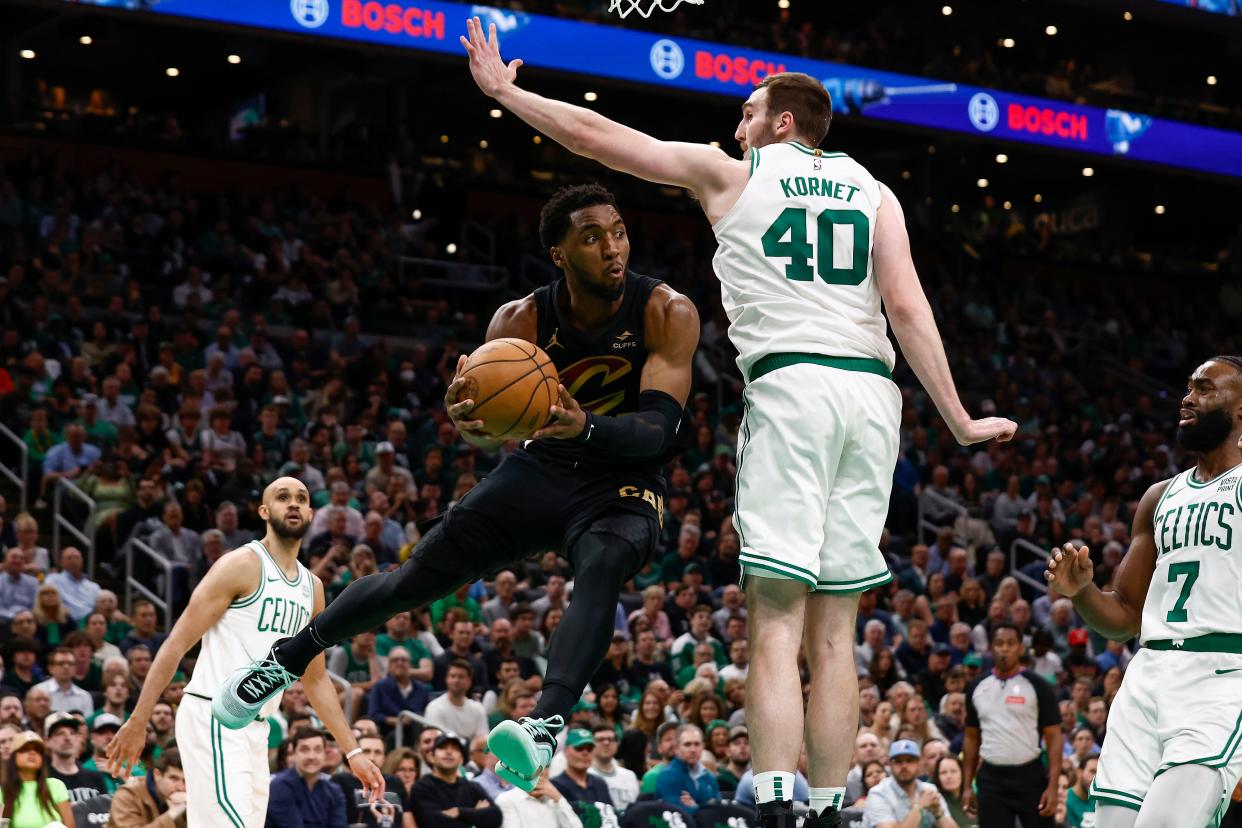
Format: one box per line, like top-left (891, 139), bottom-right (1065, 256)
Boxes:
top-left (462, 18), bottom-right (1016, 828)
top-left (1047, 357), bottom-right (1242, 828)
top-left (105, 477), bottom-right (384, 827)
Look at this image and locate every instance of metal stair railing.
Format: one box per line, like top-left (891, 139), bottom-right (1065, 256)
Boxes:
top-left (52, 478), bottom-right (96, 572)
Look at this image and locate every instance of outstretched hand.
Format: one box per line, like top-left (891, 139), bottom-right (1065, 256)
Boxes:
top-left (460, 16), bottom-right (524, 99)
top-left (952, 416), bottom-right (1018, 446)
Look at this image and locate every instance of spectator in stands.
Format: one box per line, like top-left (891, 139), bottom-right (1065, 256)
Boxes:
top-left (656, 724), bottom-right (719, 814)
top-left (0, 549), bottom-right (37, 623)
top-left (119, 600), bottom-right (167, 656)
top-left (862, 739), bottom-right (954, 827)
top-left (33, 583), bottom-right (73, 648)
top-left (328, 630), bottom-right (382, 720)
top-left (99, 376), bottom-right (136, 429)
top-left (3, 638), bottom-right (43, 696)
top-left (125, 645), bottom-right (152, 695)
top-left (44, 546), bottom-right (100, 622)
top-left (44, 711), bottom-right (107, 803)
top-left (1065, 755), bottom-right (1097, 827)
top-left (1, 729), bottom-right (75, 826)
top-left (10, 513), bottom-right (49, 576)
top-left (932, 754), bottom-right (972, 827)
top-left (34, 646), bottom-right (93, 715)
top-left (670, 605), bottom-right (725, 676)
top-left (712, 584), bottom-right (746, 641)
top-left (482, 570), bottom-right (518, 625)
top-left (267, 728), bottom-right (347, 828)
top-left (844, 730), bottom-right (885, 804)
top-left (83, 714), bottom-right (132, 793)
top-left (311, 482), bottom-right (366, 539)
top-left (366, 442), bottom-right (415, 496)
top-left (337, 733), bottom-right (400, 827)
top-left (307, 508), bottom-right (358, 560)
top-left (530, 575), bottom-right (567, 630)
top-left (509, 604), bottom-right (545, 660)
top-left (212, 501), bottom-right (251, 549)
top-left (368, 645), bottom-right (429, 734)
top-left (716, 725), bottom-right (751, 796)
top-left (627, 629), bottom-right (675, 689)
top-left (496, 767), bottom-right (582, 828)
top-left (588, 722), bottom-right (638, 813)
top-left (409, 732), bottom-right (500, 828)
top-left (38, 423), bottom-right (101, 507)
top-left (147, 501), bottom-right (202, 576)
top-left (360, 511), bottom-right (398, 566)
top-left (84, 612), bottom-right (123, 665)
top-left (551, 728), bottom-right (616, 818)
top-left (20, 410), bottom-right (59, 488)
top-left (280, 439), bottom-right (327, 495)
top-left (432, 620), bottom-right (487, 692)
top-left (424, 659), bottom-right (488, 742)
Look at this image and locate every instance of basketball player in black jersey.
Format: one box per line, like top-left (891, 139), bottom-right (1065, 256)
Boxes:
top-left (215, 184), bottom-right (699, 790)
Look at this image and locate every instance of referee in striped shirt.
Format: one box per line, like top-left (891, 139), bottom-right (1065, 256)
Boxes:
top-left (961, 622), bottom-right (1062, 827)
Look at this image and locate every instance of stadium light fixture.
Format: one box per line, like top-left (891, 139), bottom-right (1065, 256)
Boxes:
top-left (584, 92), bottom-right (598, 102)
top-left (479, 140), bottom-right (489, 149)
top-left (79, 36), bottom-right (93, 45)
top-left (900, 170), bottom-right (911, 180)
top-left (411, 209), bottom-right (422, 220)
top-left (1155, 205), bottom-right (1166, 215)
top-left (1123, 10), bottom-right (1133, 20)
top-left (1003, 200), bottom-right (1012, 210)
top-left (1034, 194), bottom-right (1043, 203)
top-left (976, 178), bottom-right (988, 188)
top-left (950, 204), bottom-right (960, 213)
top-left (995, 154), bottom-right (1008, 164)
top-left (1082, 167), bottom-right (1094, 177)
top-left (446, 243), bottom-right (459, 255)
top-left (489, 109), bottom-right (502, 118)
top-left (778, 0), bottom-right (790, 8)
top-left (227, 54), bottom-right (241, 64)
top-left (941, 5), bottom-right (952, 16)
top-left (1045, 25), bottom-right (1057, 36)
top-left (19, 49), bottom-right (35, 59)
top-left (1207, 76), bottom-right (1218, 86)
top-left (533, 135), bottom-right (542, 144)
top-left (439, 134), bottom-right (449, 144)
top-left (1001, 38), bottom-right (1016, 48)
top-left (166, 67), bottom-right (180, 77)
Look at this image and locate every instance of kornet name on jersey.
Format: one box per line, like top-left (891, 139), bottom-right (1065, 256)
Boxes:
top-left (710, 142), bottom-right (895, 379)
top-left (1141, 464), bottom-right (1242, 644)
top-left (184, 540), bottom-right (314, 719)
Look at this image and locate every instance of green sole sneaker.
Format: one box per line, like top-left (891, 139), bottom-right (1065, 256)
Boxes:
top-left (488, 715), bottom-right (564, 791)
top-left (213, 649), bottom-right (297, 729)
top-left (495, 760), bottom-right (540, 792)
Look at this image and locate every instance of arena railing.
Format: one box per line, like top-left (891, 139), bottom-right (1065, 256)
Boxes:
top-left (124, 536), bottom-right (177, 629)
top-left (52, 478), bottom-right (96, 573)
top-left (0, 423), bottom-right (28, 512)
top-left (393, 709), bottom-right (434, 748)
top-left (396, 256), bottom-right (511, 296)
top-left (463, 221), bottom-right (496, 265)
top-left (916, 489), bottom-right (968, 547)
top-left (1010, 538), bottom-right (1051, 595)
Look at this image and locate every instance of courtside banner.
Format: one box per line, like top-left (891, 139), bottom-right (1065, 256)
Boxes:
top-left (65, 0), bottom-right (1242, 178)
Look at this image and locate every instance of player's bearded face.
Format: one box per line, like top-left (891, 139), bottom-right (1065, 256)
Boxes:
top-left (1177, 404), bottom-right (1234, 452)
top-left (270, 504), bottom-right (311, 539)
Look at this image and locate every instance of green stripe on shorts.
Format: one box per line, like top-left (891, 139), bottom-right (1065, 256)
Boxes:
top-left (814, 570), bottom-right (893, 593)
top-left (739, 553), bottom-right (817, 589)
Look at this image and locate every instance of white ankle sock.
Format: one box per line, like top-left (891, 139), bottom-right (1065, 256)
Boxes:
top-left (809, 787), bottom-right (845, 814)
top-left (754, 771), bottom-right (796, 805)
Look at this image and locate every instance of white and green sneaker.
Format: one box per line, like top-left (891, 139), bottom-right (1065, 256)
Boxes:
top-left (213, 645), bottom-right (299, 730)
top-left (488, 715), bottom-right (565, 792)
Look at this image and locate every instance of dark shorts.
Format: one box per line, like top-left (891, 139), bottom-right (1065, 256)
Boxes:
top-left (438, 448), bottom-right (665, 575)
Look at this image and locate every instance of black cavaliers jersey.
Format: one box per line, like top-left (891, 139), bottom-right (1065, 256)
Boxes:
top-left (524, 271), bottom-right (664, 475)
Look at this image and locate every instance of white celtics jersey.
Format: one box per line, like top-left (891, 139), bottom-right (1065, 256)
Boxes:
top-left (1141, 464), bottom-right (1242, 644)
top-left (711, 141), bottom-right (894, 379)
top-left (184, 540), bottom-right (313, 719)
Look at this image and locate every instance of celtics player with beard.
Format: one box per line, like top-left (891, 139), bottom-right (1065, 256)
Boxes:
top-left (1046, 357), bottom-right (1242, 828)
top-left (105, 477), bottom-right (385, 827)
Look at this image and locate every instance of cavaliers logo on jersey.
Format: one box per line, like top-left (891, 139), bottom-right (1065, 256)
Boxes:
top-left (559, 356), bottom-right (633, 415)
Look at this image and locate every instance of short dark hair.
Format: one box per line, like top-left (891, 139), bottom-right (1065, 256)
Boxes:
top-left (693, 605), bottom-right (713, 618)
top-left (289, 727), bottom-right (327, 752)
top-left (447, 658), bottom-right (474, 678)
top-left (757, 72), bottom-right (833, 146)
top-left (62, 631), bottom-right (92, 650)
top-left (1210, 355), bottom-right (1242, 373)
top-left (538, 184), bottom-right (619, 250)
top-left (990, 622), bottom-right (1023, 644)
top-left (513, 603), bottom-right (535, 621)
top-left (154, 748), bottom-right (182, 772)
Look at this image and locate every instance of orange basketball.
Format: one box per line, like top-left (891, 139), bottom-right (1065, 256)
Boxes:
top-left (459, 338), bottom-right (559, 441)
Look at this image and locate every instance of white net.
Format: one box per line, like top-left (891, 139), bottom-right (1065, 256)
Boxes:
top-left (608, 0), bottom-right (704, 19)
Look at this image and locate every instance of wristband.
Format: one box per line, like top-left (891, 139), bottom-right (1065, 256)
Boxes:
top-left (346, 747), bottom-right (364, 761)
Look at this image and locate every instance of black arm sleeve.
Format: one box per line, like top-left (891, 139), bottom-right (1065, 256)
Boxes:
top-left (572, 390), bottom-right (684, 459)
top-left (1027, 671), bottom-right (1061, 729)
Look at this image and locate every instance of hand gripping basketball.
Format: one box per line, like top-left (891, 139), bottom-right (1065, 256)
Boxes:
top-left (448, 340), bottom-right (559, 442)
top-left (1045, 542), bottom-right (1094, 598)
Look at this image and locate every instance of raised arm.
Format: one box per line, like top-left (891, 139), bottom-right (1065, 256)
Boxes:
top-left (1045, 479), bottom-right (1164, 640)
top-left (105, 547), bottom-right (261, 776)
top-left (303, 577), bottom-right (386, 802)
top-left (461, 18), bottom-right (738, 207)
top-left (873, 183), bottom-right (1016, 446)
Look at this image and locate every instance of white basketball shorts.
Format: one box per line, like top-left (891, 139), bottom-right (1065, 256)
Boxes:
top-left (176, 694), bottom-right (272, 827)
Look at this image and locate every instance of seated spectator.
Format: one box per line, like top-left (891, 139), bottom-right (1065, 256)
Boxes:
top-left (366, 441), bottom-right (415, 496)
top-left (844, 730), bottom-right (885, 804)
top-left (44, 711), bottom-right (108, 803)
top-left (432, 620), bottom-right (488, 693)
top-left (3, 637), bottom-right (44, 696)
top-left (409, 732), bottom-right (501, 828)
top-left (551, 728), bottom-right (617, 820)
top-left (715, 725), bottom-right (751, 796)
top-left (627, 629), bottom-right (675, 691)
top-left (376, 612), bottom-right (433, 679)
top-left (39, 423), bottom-right (103, 507)
top-left (0, 549), bottom-right (37, 624)
top-left (310, 482), bottom-right (366, 538)
top-left (119, 600), bottom-right (168, 656)
top-left (368, 646), bottom-right (430, 734)
top-left (482, 569), bottom-right (519, 625)
top-left (34, 646), bottom-right (93, 715)
top-left (470, 744), bottom-right (515, 803)
top-left (21, 409), bottom-right (61, 483)
top-left (335, 733), bottom-right (402, 827)
top-left (126, 645), bottom-right (153, 695)
top-left (10, 513), bottom-right (49, 576)
top-left (200, 406), bottom-right (247, 474)
top-left (654, 724), bottom-right (719, 814)
top-left (587, 722), bottom-right (638, 813)
top-left (497, 767), bottom-right (582, 828)
top-left (670, 606), bottom-right (726, 677)
top-left (267, 728), bottom-right (347, 828)
top-left (851, 759), bottom-right (887, 809)
top-left (359, 510), bottom-right (399, 566)
top-left (1066, 755), bottom-right (1097, 827)
top-left (83, 714), bottom-right (137, 792)
top-left (510, 605), bottom-right (545, 661)
top-left (861, 739), bottom-right (954, 827)
top-left (44, 547), bottom-right (100, 623)
top-left (109, 746), bottom-right (184, 826)
top-left (629, 585), bottom-right (672, 645)
top-left (62, 631), bottom-right (102, 693)
top-left (328, 631), bottom-right (383, 721)
top-left (33, 583), bottom-right (74, 650)
top-left (83, 611), bottom-right (124, 665)
top-left (483, 619), bottom-right (539, 690)
top-left (147, 501), bottom-right (203, 585)
top-left (0, 729), bottom-right (75, 826)
top-left (855, 619), bottom-right (891, 676)
top-left (307, 507), bottom-right (359, 560)
top-left (424, 659), bottom-right (488, 742)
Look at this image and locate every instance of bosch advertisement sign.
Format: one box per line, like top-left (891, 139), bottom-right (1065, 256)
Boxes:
top-left (68, 0), bottom-right (1242, 178)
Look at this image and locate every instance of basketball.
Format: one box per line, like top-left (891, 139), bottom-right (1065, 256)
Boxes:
top-left (459, 338), bottom-right (560, 441)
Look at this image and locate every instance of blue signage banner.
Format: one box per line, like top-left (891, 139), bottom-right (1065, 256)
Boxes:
top-left (1153, 0), bottom-right (1239, 16)
top-left (65, 0), bottom-right (1242, 178)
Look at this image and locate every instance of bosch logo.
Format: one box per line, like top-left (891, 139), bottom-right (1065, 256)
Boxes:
top-left (650, 39), bottom-right (685, 80)
top-left (291, 0), bottom-right (330, 28)
top-left (968, 92), bottom-right (1000, 132)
